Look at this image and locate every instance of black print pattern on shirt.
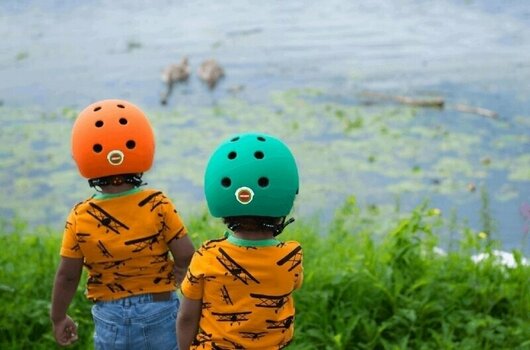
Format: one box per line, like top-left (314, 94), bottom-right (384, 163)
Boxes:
top-left (193, 329), bottom-right (213, 347)
top-left (114, 271), bottom-right (146, 279)
top-left (276, 246), bottom-right (302, 271)
top-left (156, 211), bottom-right (171, 234)
top-left (153, 270), bottom-right (174, 285)
top-left (217, 247), bottom-right (260, 285)
top-left (150, 251), bottom-right (170, 264)
top-left (197, 237), bottom-right (228, 255)
top-left (266, 315), bottom-right (294, 332)
top-left (97, 240), bottom-right (113, 258)
top-left (211, 311), bottom-right (252, 325)
top-left (124, 232), bottom-right (161, 252)
top-left (138, 191), bottom-right (168, 211)
top-left (220, 285), bottom-right (233, 305)
top-left (250, 292), bottom-right (291, 312)
top-left (88, 202), bottom-right (129, 234)
top-left (201, 301), bottom-right (212, 317)
top-left (106, 282), bottom-right (129, 294)
top-left (102, 258), bottom-right (130, 270)
top-left (216, 338), bottom-right (245, 349)
top-left (87, 273), bottom-right (102, 285)
top-left (240, 331), bottom-right (267, 341)
top-left (185, 269), bottom-right (201, 285)
top-left (185, 269), bottom-right (217, 286)
top-left (71, 243), bottom-right (81, 252)
top-left (75, 232), bottom-right (90, 243)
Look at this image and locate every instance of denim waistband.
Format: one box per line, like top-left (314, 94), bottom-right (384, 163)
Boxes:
top-left (95, 291), bottom-right (177, 306)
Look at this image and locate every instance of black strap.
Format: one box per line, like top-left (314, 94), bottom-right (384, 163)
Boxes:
top-left (88, 173), bottom-right (145, 189)
top-left (263, 217), bottom-right (296, 236)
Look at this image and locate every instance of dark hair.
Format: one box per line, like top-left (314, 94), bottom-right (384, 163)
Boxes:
top-left (223, 216), bottom-right (282, 233)
top-left (223, 216), bottom-right (295, 236)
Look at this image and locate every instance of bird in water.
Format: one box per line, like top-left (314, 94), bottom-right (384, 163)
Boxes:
top-left (198, 59), bottom-right (224, 89)
top-left (160, 56), bottom-right (190, 105)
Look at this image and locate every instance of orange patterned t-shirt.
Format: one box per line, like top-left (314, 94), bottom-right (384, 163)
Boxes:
top-left (60, 188), bottom-right (188, 301)
top-left (181, 233), bottom-right (303, 349)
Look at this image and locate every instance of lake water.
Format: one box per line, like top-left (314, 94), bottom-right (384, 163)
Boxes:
top-left (1, 0), bottom-right (529, 253)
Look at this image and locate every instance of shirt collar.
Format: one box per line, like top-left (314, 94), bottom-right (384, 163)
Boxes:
top-left (93, 187), bottom-right (142, 200)
top-left (225, 231), bottom-right (280, 247)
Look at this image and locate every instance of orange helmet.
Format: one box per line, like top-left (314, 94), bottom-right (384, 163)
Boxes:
top-left (71, 99), bottom-right (155, 180)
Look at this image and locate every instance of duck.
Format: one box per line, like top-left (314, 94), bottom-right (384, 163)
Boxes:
top-left (160, 56), bottom-right (190, 105)
top-left (198, 59), bottom-right (224, 89)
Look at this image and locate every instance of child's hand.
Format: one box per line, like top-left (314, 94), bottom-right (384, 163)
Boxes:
top-left (52, 315), bottom-right (78, 346)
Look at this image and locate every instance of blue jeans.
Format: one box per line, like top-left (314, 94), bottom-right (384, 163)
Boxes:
top-left (91, 292), bottom-right (179, 350)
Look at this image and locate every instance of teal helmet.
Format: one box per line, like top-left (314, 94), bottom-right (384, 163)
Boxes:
top-left (204, 133), bottom-right (299, 218)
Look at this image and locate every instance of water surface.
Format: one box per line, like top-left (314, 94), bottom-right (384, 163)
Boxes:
top-left (1, 0), bottom-right (529, 253)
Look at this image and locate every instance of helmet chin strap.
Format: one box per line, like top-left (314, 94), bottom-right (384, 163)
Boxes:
top-left (88, 173), bottom-right (146, 190)
top-left (227, 222), bottom-right (241, 231)
top-left (263, 217), bottom-right (296, 237)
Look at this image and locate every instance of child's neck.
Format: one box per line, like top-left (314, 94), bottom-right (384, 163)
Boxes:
top-left (232, 230), bottom-right (275, 240)
top-left (100, 183), bottom-right (135, 194)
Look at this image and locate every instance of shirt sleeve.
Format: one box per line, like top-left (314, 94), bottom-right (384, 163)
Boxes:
top-left (160, 194), bottom-right (188, 243)
top-left (59, 209), bottom-right (84, 258)
top-left (180, 250), bottom-right (205, 300)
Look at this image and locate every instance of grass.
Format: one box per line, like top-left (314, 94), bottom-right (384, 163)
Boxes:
top-left (0, 201), bottom-right (529, 350)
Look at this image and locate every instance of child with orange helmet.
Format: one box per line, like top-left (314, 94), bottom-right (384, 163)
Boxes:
top-left (177, 132), bottom-right (303, 349)
top-left (50, 99), bottom-right (195, 349)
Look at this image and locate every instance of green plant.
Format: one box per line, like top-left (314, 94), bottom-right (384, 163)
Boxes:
top-left (0, 203), bottom-right (528, 350)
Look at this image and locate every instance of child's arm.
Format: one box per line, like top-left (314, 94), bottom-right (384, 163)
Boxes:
top-left (50, 256), bottom-right (83, 346)
top-left (176, 295), bottom-right (202, 349)
top-left (168, 235), bottom-right (195, 285)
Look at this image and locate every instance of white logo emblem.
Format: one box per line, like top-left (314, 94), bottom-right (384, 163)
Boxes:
top-left (235, 187), bottom-right (254, 205)
top-left (107, 150), bottom-right (124, 166)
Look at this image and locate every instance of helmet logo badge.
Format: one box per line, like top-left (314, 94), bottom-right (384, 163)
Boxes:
top-left (235, 187), bottom-right (254, 205)
top-left (107, 150), bottom-right (124, 166)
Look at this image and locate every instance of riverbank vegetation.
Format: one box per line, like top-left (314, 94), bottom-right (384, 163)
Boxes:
top-left (1, 201), bottom-right (528, 349)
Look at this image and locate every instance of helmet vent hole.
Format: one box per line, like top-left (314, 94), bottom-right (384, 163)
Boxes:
top-left (93, 106), bottom-right (102, 112)
top-left (257, 136), bottom-right (266, 142)
top-left (126, 140), bottom-right (136, 149)
top-left (221, 177), bottom-right (231, 187)
top-left (93, 144), bottom-right (103, 153)
top-left (230, 137), bottom-right (240, 142)
top-left (254, 151), bottom-right (264, 159)
top-left (95, 120), bottom-right (104, 127)
top-left (117, 104), bottom-right (125, 108)
top-left (228, 151), bottom-right (237, 160)
top-left (119, 118), bottom-right (128, 125)
top-left (258, 177), bottom-right (269, 187)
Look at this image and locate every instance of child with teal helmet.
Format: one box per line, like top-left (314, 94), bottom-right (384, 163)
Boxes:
top-left (177, 132), bottom-right (303, 349)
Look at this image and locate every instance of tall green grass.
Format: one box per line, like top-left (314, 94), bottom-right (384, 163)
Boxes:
top-left (0, 219), bottom-right (93, 349)
top-left (290, 200), bottom-right (529, 349)
top-left (1, 201), bottom-right (528, 349)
